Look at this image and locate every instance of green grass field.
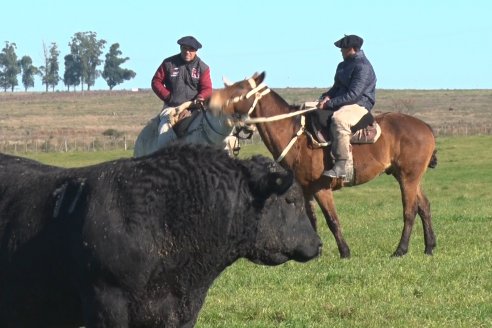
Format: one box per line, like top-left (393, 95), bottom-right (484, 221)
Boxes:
top-left (20, 135), bottom-right (492, 327)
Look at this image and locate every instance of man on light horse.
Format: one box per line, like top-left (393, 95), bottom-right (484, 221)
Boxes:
top-left (137, 35), bottom-right (248, 157)
top-left (151, 35), bottom-right (213, 147)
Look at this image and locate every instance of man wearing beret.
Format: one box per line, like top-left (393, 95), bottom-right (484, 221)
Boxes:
top-left (317, 34), bottom-right (377, 178)
top-left (151, 35), bottom-right (213, 147)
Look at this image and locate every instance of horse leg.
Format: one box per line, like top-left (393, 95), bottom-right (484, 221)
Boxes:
top-left (393, 177), bottom-right (420, 257)
top-left (303, 191), bottom-right (318, 231)
top-left (314, 188), bottom-right (351, 258)
top-left (417, 185), bottom-right (436, 255)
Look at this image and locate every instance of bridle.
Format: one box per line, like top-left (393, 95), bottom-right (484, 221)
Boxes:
top-left (221, 78), bottom-right (318, 162)
top-left (224, 78), bottom-right (272, 116)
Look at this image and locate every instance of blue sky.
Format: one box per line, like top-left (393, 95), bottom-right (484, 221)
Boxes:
top-left (2, 0), bottom-right (491, 91)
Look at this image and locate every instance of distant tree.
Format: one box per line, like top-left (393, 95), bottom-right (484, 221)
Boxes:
top-left (0, 42), bottom-right (21, 92)
top-left (39, 42), bottom-right (60, 92)
top-left (63, 54), bottom-right (82, 91)
top-left (47, 43), bottom-right (61, 91)
top-left (68, 31), bottom-right (106, 91)
top-left (19, 55), bottom-right (39, 92)
top-left (102, 43), bottom-right (136, 90)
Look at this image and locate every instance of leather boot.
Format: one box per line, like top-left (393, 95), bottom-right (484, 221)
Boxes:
top-left (323, 160), bottom-right (347, 178)
top-left (323, 133), bottom-right (350, 178)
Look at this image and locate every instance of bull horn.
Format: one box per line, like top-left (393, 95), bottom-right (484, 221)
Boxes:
top-left (222, 76), bottom-right (233, 87)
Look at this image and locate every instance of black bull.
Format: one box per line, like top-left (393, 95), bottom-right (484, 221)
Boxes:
top-left (0, 143), bottom-right (321, 327)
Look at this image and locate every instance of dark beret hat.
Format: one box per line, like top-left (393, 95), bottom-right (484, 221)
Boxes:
top-left (177, 36), bottom-right (202, 50)
top-left (334, 35), bottom-right (364, 49)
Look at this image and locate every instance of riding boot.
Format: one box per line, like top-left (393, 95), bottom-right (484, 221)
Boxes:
top-left (323, 160), bottom-right (347, 178)
top-left (323, 133), bottom-right (350, 178)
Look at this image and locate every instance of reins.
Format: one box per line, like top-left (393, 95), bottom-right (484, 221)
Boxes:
top-left (202, 110), bottom-right (233, 137)
top-left (244, 106), bottom-right (317, 124)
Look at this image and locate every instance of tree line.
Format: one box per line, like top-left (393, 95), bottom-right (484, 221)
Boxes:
top-left (0, 31), bottom-right (136, 92)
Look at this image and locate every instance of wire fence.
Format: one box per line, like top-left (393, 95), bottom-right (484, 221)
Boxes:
top-left (432, 123), bottom-right (492, 137)
top-left (0, 136), bottom-right (136, 154)
top-left (0, 122), bottom-right (490, 154)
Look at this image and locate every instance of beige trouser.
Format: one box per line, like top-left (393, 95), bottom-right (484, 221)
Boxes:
top-left (328, 104), bottom-right (369, 160)
top-left (157, 106), bottom-right (178, 148)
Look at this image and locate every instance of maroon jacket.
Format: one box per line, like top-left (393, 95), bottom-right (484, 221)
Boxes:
top-left (151, 54), bottom-right (212, 107)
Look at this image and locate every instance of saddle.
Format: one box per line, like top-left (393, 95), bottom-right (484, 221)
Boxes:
top-left (173, 109), bottom-right (203, 138)
top-left (306, 110), bottom-right (381, 146)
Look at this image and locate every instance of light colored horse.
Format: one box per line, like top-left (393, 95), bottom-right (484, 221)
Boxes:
top-left (133, 107), bottom-right (237, 157)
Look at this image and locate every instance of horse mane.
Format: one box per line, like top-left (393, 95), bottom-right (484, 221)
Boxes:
top-left (269, 89), bottom-right (302, 112)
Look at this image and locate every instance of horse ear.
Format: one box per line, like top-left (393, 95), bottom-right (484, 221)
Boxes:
top-left (222, 76), bottom-right (233, 87)
top-left (254, 71), bottom-right (266, 85)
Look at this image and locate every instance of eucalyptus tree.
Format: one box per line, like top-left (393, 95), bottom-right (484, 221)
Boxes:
top-left (39, 42), bottom-right (60, 92)
top-left (68, 31), bottom-right (106, 91)
top-left (63, 54), bottom-right (82, 91)
top-left (102, 43), bottom-right (136, 90)
top-left (0, 41), bottom-right (20, 92)
top-left (19, 55), bottom-right (39, 91)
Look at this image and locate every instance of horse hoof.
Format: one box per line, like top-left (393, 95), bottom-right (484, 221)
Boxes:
top-left (391, 249), bottom-right (407, 257)
top-left (340, 249), bottom-right (351, 259)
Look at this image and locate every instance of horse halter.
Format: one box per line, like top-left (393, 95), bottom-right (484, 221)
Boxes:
top-left (224, 78), bottom-right (271, 116)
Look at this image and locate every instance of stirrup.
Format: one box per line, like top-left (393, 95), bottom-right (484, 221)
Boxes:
top-left (322, 169), bottom-right (346, 178)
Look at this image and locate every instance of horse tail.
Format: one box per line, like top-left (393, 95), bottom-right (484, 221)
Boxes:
top-left (428, 149), bottom-right (438, 169)
top-left (425, 123), bottom-right (438, 169)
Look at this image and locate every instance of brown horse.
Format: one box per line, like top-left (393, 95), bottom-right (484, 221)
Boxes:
top-left (209, 72), bottom-right (437, 258)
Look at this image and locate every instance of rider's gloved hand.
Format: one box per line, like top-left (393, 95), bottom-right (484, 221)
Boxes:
top-left (195, 96), bottom-right (205, 106)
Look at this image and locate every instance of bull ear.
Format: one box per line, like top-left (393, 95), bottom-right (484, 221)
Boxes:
top-left (247, 171), bottom-right (294, 202)
top-left (240, 155), bottom-right (293, 201)
top-left (265, 171), bottom-right (293, 195)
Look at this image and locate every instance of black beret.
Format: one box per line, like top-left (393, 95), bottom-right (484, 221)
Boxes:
top-left (177, 36), bottom-right (202, 50)
top-left (334, 35), bottom-right (364, 49)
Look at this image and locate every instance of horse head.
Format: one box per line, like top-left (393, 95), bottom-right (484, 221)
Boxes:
top-left (209, 72), bottom-right (269, 117)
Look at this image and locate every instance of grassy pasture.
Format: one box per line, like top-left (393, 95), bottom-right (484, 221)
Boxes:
top-left (2, 89), bottom-right (491, 326)
top-left (19, 136), bottom-right (492, 327)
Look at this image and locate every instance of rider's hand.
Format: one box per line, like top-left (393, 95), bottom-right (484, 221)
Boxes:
top-left (178, 109), bottom-right (192, 120)
top-left (190, 98), bottom-right (204, 110)
top-left (317, 96), bottom-right (330, 109)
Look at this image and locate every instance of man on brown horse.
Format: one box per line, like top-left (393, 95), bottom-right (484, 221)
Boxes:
top-left (317, 34), bottom-right (377, 178)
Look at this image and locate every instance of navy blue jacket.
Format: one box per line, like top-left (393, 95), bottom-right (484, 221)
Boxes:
top-left (323, 50), bottom-right (376, 111)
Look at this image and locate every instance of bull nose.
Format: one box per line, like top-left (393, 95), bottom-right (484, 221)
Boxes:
top-left (294, 239), bottom-right (323, 262)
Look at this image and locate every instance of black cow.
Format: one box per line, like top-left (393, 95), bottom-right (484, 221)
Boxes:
top-left (0, 143), bottom-right (321, 327)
